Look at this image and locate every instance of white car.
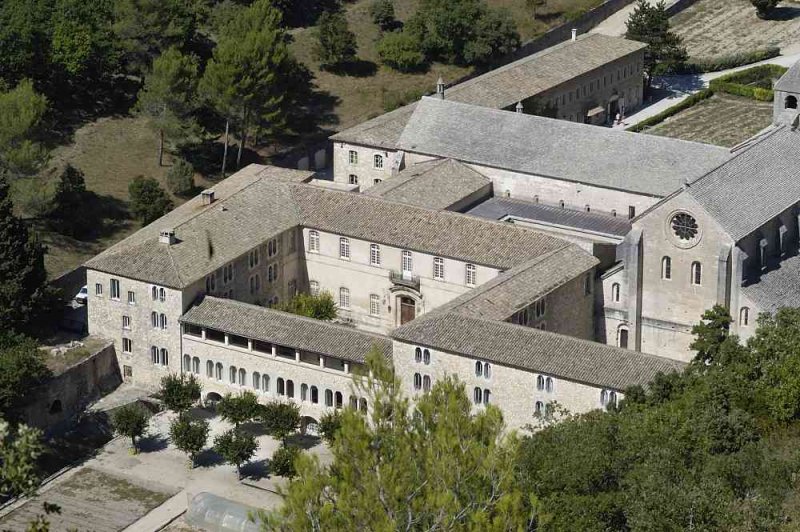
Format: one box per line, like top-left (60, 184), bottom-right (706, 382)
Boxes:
top-left (74, 285), bottom-right (88, 305)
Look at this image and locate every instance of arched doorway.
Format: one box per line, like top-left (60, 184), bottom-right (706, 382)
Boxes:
top-left (301, 416), bottom-right (320, 436)
top-left (204, 392), bottom-right (222, 406)
top-left (617, 326), bottom-right (629, 349)
top-left (399, 296), bottom-right (416, 325)
top-left (786, 95), bottom-right (798, 110)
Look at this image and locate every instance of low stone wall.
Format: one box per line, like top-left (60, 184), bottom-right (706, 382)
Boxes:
top-left (19, 343), bottom-right (122, 434)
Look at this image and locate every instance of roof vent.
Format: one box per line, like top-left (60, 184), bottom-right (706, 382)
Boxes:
top-left (515, 101), bottom-right (524, 113)
top-left (201, 189), bottom-right (216, 205)
top-left (571, 28), bottom-right (577, 41)
top-left (159, 229), bottom-right (176, 245)
top-left (436, 77), bottom-right (445, 100)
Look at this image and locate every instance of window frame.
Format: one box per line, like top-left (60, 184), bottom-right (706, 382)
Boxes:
top-left (308, 230), bottom-right (320, 253)
top-left (339, 237), bottom-right (350, 260)
top-left (433, 257), bottom-right (445, 281)
top-left (465, 264), bottom-right (476, 286)
top-left (369, 244), bottom-right (381, 266)
top-left (369, 294), bottom-right (380, 316)
top-left (339, 287), bottom-right (350, 309)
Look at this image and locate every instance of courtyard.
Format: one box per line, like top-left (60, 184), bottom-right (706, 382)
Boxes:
top-left (642, 93), bottom-right (774, 147)
top-left (0, 395), bottom-right (331, 531)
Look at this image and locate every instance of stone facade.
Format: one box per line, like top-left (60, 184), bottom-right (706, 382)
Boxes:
top-left (332, 142), bottom-right (397, 191)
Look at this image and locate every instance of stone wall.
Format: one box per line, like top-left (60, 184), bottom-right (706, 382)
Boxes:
top-left (19, 343), bottom-right (121, 434)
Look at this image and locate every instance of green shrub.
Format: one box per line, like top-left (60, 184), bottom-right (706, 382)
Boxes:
top-left (166, 158), bottom-right (194, 195)
top-left (708, 64), bottom-right (788, 102)
top-left (370, 0), bottom-right (395, 30)
top-left (318, 410), bottom-right (343, 445)
top-left (270, 444), bottom-right (301, 478)
top-left (377, 31), bottom-right (427, 73)
top-left (128, 175), bottom-right (173, 225)
top-left (680, 47), bottom-right (780, 73)
top-left (313, 11), bottom-right (358, 69)
top-left (628, 89), bottom-right (714, 132)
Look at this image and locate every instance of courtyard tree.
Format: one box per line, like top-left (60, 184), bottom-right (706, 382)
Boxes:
top-left (214, 428), bottom-right (259, 480)
top-left (169, 417), bottom-right (210, 468)
top-left (112, 403), bottom-right (150, 454)
top-left (625, 0), bottom-right (687, 86)
top-left (218, 391), bottom-right (261, 428)
top-left (317, 409), bottom-right (342, 445)
top-left (269, 444), bottom-right (301, 478)
top-left (201, 0), bottom-right (296, 176)
top-left (260, 401), bottom-right (300, 444)
top-left (159, 373), bottom-right (201, 419)
top-left (313, 11), bottom-right (358, 70)
top-left (0, 174), bottom-right (55, 335)
top-left (128, 175), bottom-right (173, 225)
top-left (0, 80), bottom-right (49, 176)
top-left (276, 292), bottom-right (337, 321)
top-left (135, 48), bottom-right (200, 166)
top-left (0, 334), bottom-right (52, 418)
top-left (751, 0), bottom-right (781, 18)
top-left (259, 348), bottom-right (529, 529)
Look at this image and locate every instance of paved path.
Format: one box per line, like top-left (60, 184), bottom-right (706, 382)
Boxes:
top-left (613, 52), bottom-right (800, 130)
top-left (592, 0), bottom-right (682, 37)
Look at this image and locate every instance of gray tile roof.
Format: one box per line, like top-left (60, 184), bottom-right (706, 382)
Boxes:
top-left (467, 197), bottom-right (632, 237)
top-left (775, 60), bottom-right (800, 92)
top-left (86, 165), bottom-right (577, 286)
top-left (391, 312), bottom-right (685, 391)
top-left (331, 34), bottom-right (645, 147)
top-left (365, 158), bottom-right (490, 210)
top-left (687, 126), bottom-right (800, 241)
top-left (290, 183), bottom-right (572, 269)
top-left (742, 253), bottom-right (800, 314)
top-left (398, 97), bottom-right (733, 197)
top-left (181, 296), bottom-right (392, 364)
top-left (436, 246), bottom-right (598, 321)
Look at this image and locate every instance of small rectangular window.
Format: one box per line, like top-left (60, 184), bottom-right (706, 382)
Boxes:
top-left (370, 294), bottom-right (380, 316)
top-left (339, 287), bottom-right (350, 309)
top-left (374, 154), bottom-right (384, 169)
top-left (349, 174), bottom-right (358, 185)
top-left (401, 250), bottom-right (413, 274)
top-left (127, 291), bottom-right (135, 304)
top-left (465, 264), bottom-right (476, 286)
top-left (370, 244), bottom-right (381, 266)
top-left (95, 283), bottom-right (103, 296)
top-left (122, 337), bottom-right (132, 353)
top-left (348, 150), bottom-right (358, 165)
top-left (339, 237), bottom-right (350, 260)
top-left (309, 230), bottom-right (320, 253)
top-left (433, 257), bottom-right (444, 280)
top-left (122, 315), bottom-right (131, 330)
top-left (628, 206), bottom-right (636, 219)
top-left (110, 279), bottom-right (120, 299)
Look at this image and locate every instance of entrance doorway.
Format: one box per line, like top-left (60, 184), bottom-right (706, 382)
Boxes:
top-left (400, 297), bottom-right (416, 325)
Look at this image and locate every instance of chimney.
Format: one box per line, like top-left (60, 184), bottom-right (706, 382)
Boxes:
top-left (516, 101), bottom-right (524, 113)
top-left (159, 229), bottom-right (176, 245)
top-left (571, 28), bottom-right (577, 41)
top-left (436, 77), bottom-right (445, 99)
top-left (201, 189), bottom-right (215, 205)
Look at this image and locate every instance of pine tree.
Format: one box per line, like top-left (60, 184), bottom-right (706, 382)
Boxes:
top-left (625, 0), bottom-right (687, 85)
top-left (313, 11), bottom-right (358, 69)
top-left (0, 173), bottom-right (52, 334)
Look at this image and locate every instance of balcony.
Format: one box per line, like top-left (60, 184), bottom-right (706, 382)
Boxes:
top-left (390, 270), bottom-right (420, 291)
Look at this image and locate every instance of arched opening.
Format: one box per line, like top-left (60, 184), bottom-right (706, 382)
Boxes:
top-left (49, 399), bottom-right (63, 414)
top-left (301, 416), bottom-right (320, 436)
top-left (205, 392), bottom-right (223, 405)
top-left (399, 296), bottom-right (416, 325)
top-left (617, 326), bottom-right (629, 349)
top-left (787, 95), bottom-right (798, 110)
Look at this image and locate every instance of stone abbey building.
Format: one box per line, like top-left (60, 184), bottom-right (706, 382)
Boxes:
top-left (83, 39), bottom-right (800, 431)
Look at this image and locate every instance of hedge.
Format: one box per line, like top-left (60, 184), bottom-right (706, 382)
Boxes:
top-left (627, 89), bottom-right (714, 132)
top-left (678, 47), bottom-right (781, 74)
top-left (708, 64), bottom-right (788, 102)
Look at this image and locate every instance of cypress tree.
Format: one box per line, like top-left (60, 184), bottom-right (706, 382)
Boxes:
top-left (0, 173), bottom-right (51, 333)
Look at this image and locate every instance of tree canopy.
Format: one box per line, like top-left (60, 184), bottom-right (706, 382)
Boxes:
top-left (128, 175), bottom-right (173, 225)
top-left (625, 0), bottom-right (687, 83)
top-left (0, 80), bottom-right (48, 176)
top-left (159, 373), bottom-right (201, 417)
top-left (313, 11), bottom-right (358, 70)
top-left (275, 292), bottom-right (337, 321)
top-left (0, 334), bottom-right (51, 418)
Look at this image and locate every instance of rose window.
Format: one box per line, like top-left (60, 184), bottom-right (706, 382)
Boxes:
top-left (671, 212), bottom-right (698, 241)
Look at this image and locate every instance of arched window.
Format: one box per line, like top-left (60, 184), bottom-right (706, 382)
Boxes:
top-left (349, 395), bottom-right (358, 409)
top-left (286, 380), bottom-right (294, 398)
top-left (423, 349), bottom-right (430, 365)
top-left (740, 307), bottom-right (750, 327)
top-left (536, 375), bottom-right (545, 391)
top-left (206, 360), bottom-right (213, 378)
top-left (413, 373), bottom-right (422, 390)
top-left (183, 354), bottom-right (191, 372)
top-left (335, 391), bottom-right (343, 408)
top-left (423, 375), bottom-right (431, 392)
top-left (691, 261), bottom-right (702, 285)
top-left (600, 389), bottom-right (608, 406)
top-left (262, 374), bottom-right (270, 393)
top-left (545, 377), bottom-right (553, 393)
top-left (609, 391), bottom-right (617, 407)
top-left (238, 368), bottom-right (246, 386)
top-left (360, 398), bottom-right (368, 413)
top-left (415, 348), bottom-right (422, 363)
top-left (229, 366), bottom-right (237, 384)
top-left (253, 372), bottom-right (261, 390)
top-left (325, 389), bottom-right (333, 407)
top-left (159, 288), bottom-right (166, 302)
top-left (301, 383), bottom-right (308, 401)
top-left (535, 401), bottom-right (544, 416)
top-left (151, 346), bottom-right (158, 365)
top-left (484, 362), bottom-right (491, 379)
top-left (160, 348), bottom-right (168, 366)
top-left (151, 286), bottom-right (158, 300)
top-left (475, 361), bottom-right (483, 377)
top-left (159, 313), bottom-right (167, 329)
top-left (277, 378), bottom-right (285, 396)
top-left (311, 386), bottom-right (319, 404)
top-left (618, 326), bottom-right (629, 349)
top-left (192, 357), bottom-right (200, 374)
top-left (151, 311), bottom-right (158, 328)
top-left (787, 95), bottom-right (798, 109)
top-left (662, 256), bottom-right (672, 280)
top-left (215, 362), bottom-right (223, 380)
top-left (611, 283), bottom-right (620, 302)
top-left (483, 389), bottom-right (491, 405)
top-left (473, 387), bottom-right (482, 404)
